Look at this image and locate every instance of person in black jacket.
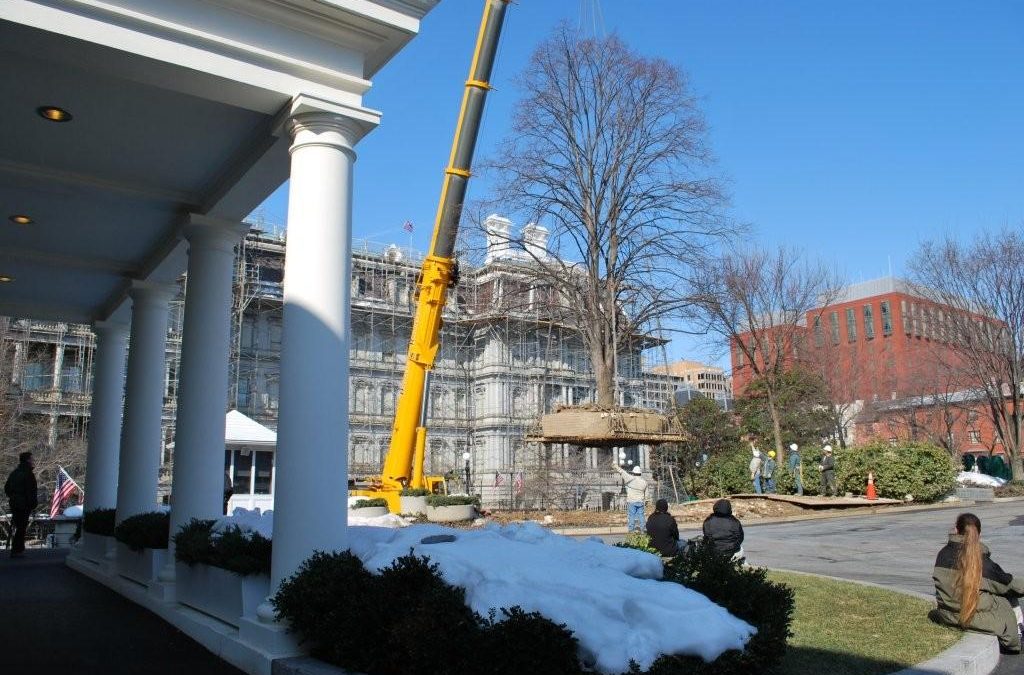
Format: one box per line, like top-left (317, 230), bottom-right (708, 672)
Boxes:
top-left (4, 452), bottom-right (38, 558)
top-left (702, 498), bottom-right (744, 559)
top-left (645, 498), bottom-right (681, 556)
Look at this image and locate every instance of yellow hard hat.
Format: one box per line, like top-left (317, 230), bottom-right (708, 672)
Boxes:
top-left (768, 450), bottom-right (776, 458)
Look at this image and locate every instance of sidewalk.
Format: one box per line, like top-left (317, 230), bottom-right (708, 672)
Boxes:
top-left (0, 549), bottom-right (243, 675)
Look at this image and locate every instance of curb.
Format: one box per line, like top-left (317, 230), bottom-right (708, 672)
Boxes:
top-left (771, 568), bottom-right (1000, 675)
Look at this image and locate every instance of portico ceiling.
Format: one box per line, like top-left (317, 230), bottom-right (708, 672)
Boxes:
top-left (0, 0), bottom-right (435, 325)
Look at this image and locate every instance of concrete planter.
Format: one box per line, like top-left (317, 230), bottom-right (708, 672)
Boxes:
top-left (175, 562), bottom-right (270, 628)
top-left (351, 506), bottom-right (389, 518)
top-left (399, 495), bottom-right (428, 515)
top-left (426, 504), bottom-right (476, 522)
top-left (81, 533), bottom-right (115, 564)
top-left (116, 542), bottom-right (168, 587)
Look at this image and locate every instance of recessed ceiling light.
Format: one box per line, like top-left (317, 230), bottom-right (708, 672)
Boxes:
top-left (0, 275), bottom-right (14, 283)
top-left (9, 214), bottom-right (33, 225)
top-left (37, 106), bottom-right (73, 122)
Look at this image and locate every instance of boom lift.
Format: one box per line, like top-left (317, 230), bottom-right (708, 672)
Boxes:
top-left (352, 0), bottom-right (510, 513)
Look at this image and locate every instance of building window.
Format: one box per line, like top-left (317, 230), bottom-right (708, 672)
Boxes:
top-left (829, 311), bottom-right (840, 345)
top-left (968, 430), bottom-right (981, 444)
top-left (901, 300), bottom-right (910, 334)
top-left (880, 301), bottom-right (892, 336)
top-left (863, 304), bottom-right (875, 339)
top-left (813, 316), bottom-right (824, 347)
top-left (911, 303), bottom-right (920, 336)
top-left (845, 307), bottom-right (857, 342)
top-left (231, 449), bottom-right (253, 494)
top-left (253, 451), bottom-right (273, 494)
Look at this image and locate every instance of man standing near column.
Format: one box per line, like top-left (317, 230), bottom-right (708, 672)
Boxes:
top-left (612, 458), bottom-right (648, 532)
top-left (4, 452), bottom-right (38, 558)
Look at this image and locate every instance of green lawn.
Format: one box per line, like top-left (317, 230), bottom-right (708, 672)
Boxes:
top-left (768, 571), bottom-right (962, 675)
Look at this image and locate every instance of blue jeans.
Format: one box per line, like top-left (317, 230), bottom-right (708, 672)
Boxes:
top-left (752, 474), bottom-right (762, 494)
top-left (626, 501), bottom-right (645, 531)
top-left (793, 474), bottom-right (803, 496)
top-left (765, 477), bottom-right (776, 494)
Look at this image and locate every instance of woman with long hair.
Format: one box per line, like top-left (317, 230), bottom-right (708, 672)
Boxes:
top-left (931, 513), bottom-right (1024, 654)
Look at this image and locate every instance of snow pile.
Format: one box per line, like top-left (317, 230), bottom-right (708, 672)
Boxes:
top-left (212, 507), bottom-right (408, 540)
top-left (348, 522), bottom-right (755, 673)
top-left (957, 471), bottom-right (1006, 488)
top-left (63, 504), bottom-right (83, 518)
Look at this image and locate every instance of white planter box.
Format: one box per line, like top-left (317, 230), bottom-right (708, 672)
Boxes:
top-left (351, 506), bottom-right (389, 518)
top-left (426, 504), bottom-right (476, 522)
top-left (176, 562), bottom-right (270, 628)
top-left (81, 533), bottom-right (115, 564)
top-left (399, 495), bottom-right (428, 516)
top-left (116, 542), bottom-right (168, 586)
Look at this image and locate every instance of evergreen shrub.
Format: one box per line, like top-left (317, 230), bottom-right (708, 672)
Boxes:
top-left (614, 530), bottom-right (661, 555)
top-left (114, 511), bottom-right (169, 551)
top-left (83, 508), bottom-right (116, 536)
top-left (400, 487), bottom-right (430, 497)
top-left (173, 518), bottom-right (272, 576)
top-left (425, 494), bottom-right (480, 507)
top-left (351, 498), bottom-right (389, 509)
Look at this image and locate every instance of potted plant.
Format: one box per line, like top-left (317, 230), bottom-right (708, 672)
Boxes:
top-left (399, 488), bottom-right (429, 516)
top-left (113, 511), bottom-right (169, 586)
top-left (351, 497), bottom-right (389, 518)
top-left (425, 494), bottom-right (479, 522)
top-left (173, 519), bottom-right (271, 627)
top-left (80, 508), bottom-right (117, 564)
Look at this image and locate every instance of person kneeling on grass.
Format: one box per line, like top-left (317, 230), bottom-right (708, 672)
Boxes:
top-left (702, 498), bottom-right (745, 561)
top-left (645, 498), bottom-right (681, 557)
top-left (931, 512), bottom-right (1024, 654)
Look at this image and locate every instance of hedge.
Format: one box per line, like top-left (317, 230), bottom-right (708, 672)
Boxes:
top-left (400, 488), bottom-right (430, 497)
top-left (114, 511), bottom-right (169, 551)
top-left (173, 518), bottom-right (272, 576)
top-left (352, 498), bottom-right (389, 509)
top-left (425, 494), bottom-right (480, 507)
top-left (693, 441), bottom-right (957, 502)
top-left (83, 508), bottom-right (116, 536)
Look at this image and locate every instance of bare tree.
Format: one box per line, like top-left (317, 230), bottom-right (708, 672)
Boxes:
top-left (686, 247), bottom-right (841, 461)
top-left (909, 228), bottom-right (1024, 481)
top-left (483, 26), bottom-right (729, 406)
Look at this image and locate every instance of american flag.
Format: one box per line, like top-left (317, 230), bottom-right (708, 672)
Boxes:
top-left (494, 472), bottom-right (505, 488)
top-left (50, 466), bottom-right (82, 518)
top-left (513, 471), bottom-right (524, 495)
top-left (403, 220), bottom-right (414, 233)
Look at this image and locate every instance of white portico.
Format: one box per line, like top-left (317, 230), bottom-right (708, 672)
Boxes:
top-left (0, 1), bottom-right (437, 672)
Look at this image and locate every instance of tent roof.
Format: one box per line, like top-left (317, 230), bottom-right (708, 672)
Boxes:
top-left (225, 410), bottom-right (276, 446)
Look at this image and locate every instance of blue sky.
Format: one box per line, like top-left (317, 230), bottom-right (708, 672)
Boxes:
top-left (253, 1), bottom-right (1024, 364)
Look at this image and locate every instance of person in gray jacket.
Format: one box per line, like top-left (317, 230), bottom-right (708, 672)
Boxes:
top-left (612, 459), bottom-right (648, 532)
top-left (818, 445), bottom-right (837, 497)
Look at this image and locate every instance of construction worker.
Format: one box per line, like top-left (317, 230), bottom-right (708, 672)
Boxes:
top-left (763, 451), bottom-right (778, 494)
top-left (818, 445), bottom-right (837, 497)
top-left (788, 443), bottom-right (803, 496)
top-left (612, 459), bottom-right (648, 532)
top-left (748, 443), bottom-right (763, 495)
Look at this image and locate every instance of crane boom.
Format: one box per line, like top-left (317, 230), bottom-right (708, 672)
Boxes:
top-left (367, 0), bottom-right (510, 509)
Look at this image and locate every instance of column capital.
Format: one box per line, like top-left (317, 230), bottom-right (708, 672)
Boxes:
top-left (184, 214), bottom-right (250, 254)
top-left (282, 94), bottom-right (380, 156)
top-left (128, 280), bottom-right (177, 307)
top-left (92, 320), bottom-right (130, 339)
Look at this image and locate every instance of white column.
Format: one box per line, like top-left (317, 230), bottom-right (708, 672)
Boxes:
top-left (163, 216), bottom-right (248, 571)
top-left (116, 281), bottom-right (175, 523)
top-left (268, 111), bottom-right (362, 593)
top-left (83, 321), bottom-right (129, 512)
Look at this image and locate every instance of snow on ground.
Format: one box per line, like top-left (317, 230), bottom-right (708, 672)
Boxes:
top-left (215, 509), bottom-right (753, 672)
top-left (957, 471), bottom-right (1007, 488)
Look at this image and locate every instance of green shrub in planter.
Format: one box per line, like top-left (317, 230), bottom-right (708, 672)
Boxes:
top-left (114, 511), bottom-right (169, 551)
top-left (83, 508), bottom-right (117, 536)
top-left (425, 494), bottom-right (479, 507)
top-left (832, 441), bottom-right (956, 502)
top-left (352, 497), bottom-right (389, 509)
top-left (173, 518), bottom-right (272, 576)
top-left (400, 487), bottom-right (430, 497)
top-left (647, 540), bottom-right (794, 674)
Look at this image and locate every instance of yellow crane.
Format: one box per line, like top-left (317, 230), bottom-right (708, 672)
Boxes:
top-left (353, 0), bottom-right (510, 513)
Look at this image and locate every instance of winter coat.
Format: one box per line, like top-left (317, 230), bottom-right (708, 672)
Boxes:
top-left (932, 534), bottom-right (1024, 651)
top-left (787, 452), bottom-right (801, 472)
top-left (763, 458), bottom-right (777, 479)
top-left (612, 464), bottom-right (648, 503)
top-left (749, 455), bottom-right (763, 479)
top-left (819, 455), bottom-right (835, 474)
top-left (4, 461), bottom-right (39, 513)
top-left (645, 511), bottom-right (680, 557)
top-left (702, 499), bottom-right (744, 558)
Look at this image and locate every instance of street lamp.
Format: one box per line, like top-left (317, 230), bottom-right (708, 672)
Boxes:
top-left (462, 451), bottom-right (471, 494)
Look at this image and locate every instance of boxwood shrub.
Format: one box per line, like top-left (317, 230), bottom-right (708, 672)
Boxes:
top-left (83, 508), bottom-right (116, 536)
top-left (425, 494), bottom-right (479, 507)
top-left (352, 498), bottom-right (389, 509)
top-left (114, 511), bottom-right (169, 551)
top-left (173, 518), bottom-right (272, 576)
top-left (400, 487), bottom-right (430, 497)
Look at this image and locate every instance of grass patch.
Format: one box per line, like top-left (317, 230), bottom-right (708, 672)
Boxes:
top-left (768, 571), bottom-right (961, 675)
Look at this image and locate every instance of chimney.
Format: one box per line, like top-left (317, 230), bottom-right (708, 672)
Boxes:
top-left (521, 222), bottom-right (549, 260)
top-left (484, 214), bottom-right (514, 264)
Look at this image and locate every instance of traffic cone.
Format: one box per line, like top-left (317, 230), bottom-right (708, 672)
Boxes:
top-left (866, 472), bottom-right (878, 501)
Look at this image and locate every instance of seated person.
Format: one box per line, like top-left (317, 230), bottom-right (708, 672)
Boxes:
top-left (645, 498), bottom-right (681, 556)
top-left (702, 498), bottom-right (744, 560)
top-left (931, 513), bottom-right (1024, 654)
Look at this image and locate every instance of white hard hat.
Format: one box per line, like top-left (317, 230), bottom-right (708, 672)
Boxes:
top-left (789, 443), bottom-right (798, 451)
top-left (632, 466), bottom-right (642, 475)
top-left (823, 445), bottom-right (833, 452)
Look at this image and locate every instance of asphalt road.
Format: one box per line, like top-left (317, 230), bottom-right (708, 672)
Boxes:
top-left (599, 501), bottom-right (1024, 674)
